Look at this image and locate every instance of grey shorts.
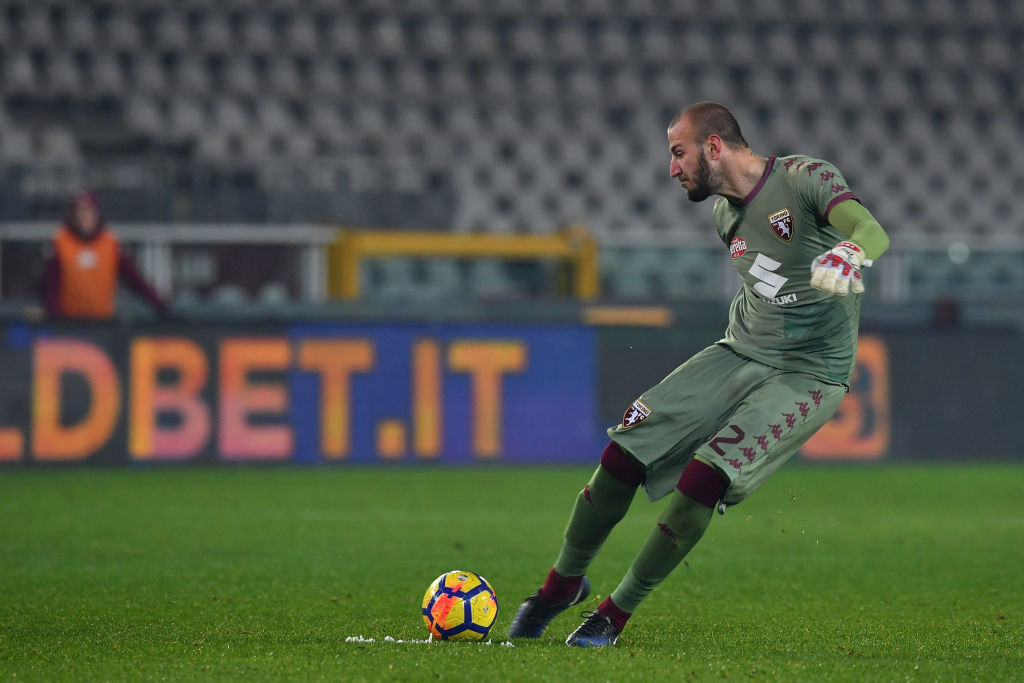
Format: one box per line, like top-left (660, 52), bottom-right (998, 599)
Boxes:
top-left (608, 344), bottom-right (846, 505)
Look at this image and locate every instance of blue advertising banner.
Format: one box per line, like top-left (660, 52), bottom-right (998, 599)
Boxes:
top-left (0, 321), bottom-right (599, 464)
top-left (287, 323), bottom-right (600, 464)
top-left (3, 318), bottom-right (1017, 465)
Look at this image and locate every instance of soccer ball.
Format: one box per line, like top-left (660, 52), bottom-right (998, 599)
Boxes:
top-left (421, 570), bottom-right (499, 641)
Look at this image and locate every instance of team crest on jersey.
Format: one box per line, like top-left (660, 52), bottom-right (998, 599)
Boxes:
top-left (621, 399), bottom-right (651, 429)
top-left (730, 237), bottom-right (747, 259)
top-left (768, 208), bottom-right (794, 242)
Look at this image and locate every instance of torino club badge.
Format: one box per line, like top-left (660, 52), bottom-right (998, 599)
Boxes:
top-left (768, 208), bottom-right (794, 242)
top-left (622, 399), bottom-right (651, 429)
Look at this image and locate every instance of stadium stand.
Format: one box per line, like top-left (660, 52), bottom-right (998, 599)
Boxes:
top-left (0, 0), bottom-right (1021, 302)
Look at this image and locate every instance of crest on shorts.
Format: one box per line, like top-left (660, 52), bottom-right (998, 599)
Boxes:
top-left (621, 399), bottom-right (651, 429)
top-left (768, 208), bottom-right (794, 242)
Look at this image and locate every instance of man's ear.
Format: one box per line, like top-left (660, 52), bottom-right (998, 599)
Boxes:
top-left (706, 134), bottom-right (724, 161)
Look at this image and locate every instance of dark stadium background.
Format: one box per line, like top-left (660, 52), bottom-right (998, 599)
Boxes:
top-left (0, 2), bottom-right (1020, 462)
top-left (2, 4), bottom-right (1023, 681)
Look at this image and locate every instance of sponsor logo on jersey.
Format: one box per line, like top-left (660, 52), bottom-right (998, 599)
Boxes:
top-left (621, 399), bottom-right (651, 429)
top-left (763, 292), bottom-right (799, 305)
top-left (730, 237), bottom-right (747, 259)
top-left (768, 208), bottom-right (794, 242)
top-left (748, 253), bottom-right (788, 299)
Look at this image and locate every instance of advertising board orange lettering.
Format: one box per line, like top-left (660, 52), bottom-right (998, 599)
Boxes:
top-left (32, 339), bottom-right (120, 460)
top-left (218, 338), bottom-right (292, 459)
top-left (448, 340), bottom-right (527, 458)
top-left (803, 336), bottom-right (890, 460)
top-left (129, 337), bottom-right (211, 460)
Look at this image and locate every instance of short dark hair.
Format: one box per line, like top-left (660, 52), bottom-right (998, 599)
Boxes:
top-left (671, 101), bottom-right (748, 149)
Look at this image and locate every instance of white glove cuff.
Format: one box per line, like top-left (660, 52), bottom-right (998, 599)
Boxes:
top-left (834, 241), bottom-right (868, 268)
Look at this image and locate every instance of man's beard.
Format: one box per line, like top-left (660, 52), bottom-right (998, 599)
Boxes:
top-left (685, 149), bottom-right (722, 202)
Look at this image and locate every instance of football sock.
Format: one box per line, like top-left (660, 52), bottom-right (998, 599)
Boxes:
top-left (609, 488), bottom-right (715, 613)
top-left (538, 567), bottom-right (583, 605)
top-left (552, 462), bottom-right (638, 578)
top-left (596, 595), bottom-right (632, 633)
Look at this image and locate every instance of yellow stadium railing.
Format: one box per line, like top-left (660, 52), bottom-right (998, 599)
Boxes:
top-left (328, 224), bottom-right (599, 301)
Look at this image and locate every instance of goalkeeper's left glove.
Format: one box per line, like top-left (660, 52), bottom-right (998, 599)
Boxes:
top-left (809, 241), bottom-right (871, 296)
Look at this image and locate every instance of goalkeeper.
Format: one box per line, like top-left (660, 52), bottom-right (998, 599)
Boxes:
top-left (509, 101), bottom-right (890, 647)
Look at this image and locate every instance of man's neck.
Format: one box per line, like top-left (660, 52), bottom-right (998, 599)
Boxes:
top-left (719, 152), bottom-right (770, 204)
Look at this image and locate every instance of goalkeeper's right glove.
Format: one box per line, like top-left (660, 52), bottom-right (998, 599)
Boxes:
top-left (809, 241), bottom-right (870, 296)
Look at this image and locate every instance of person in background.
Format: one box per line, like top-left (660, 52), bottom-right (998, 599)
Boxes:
top-left (43, 190), bottom-right (169, 320)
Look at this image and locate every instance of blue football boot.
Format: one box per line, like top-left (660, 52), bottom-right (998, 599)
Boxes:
top-left (507, 577), bottom-right (591, 639)
top-left (565, 611), bottom-right (620, 647)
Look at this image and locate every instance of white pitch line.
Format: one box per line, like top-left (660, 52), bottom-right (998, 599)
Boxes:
top-left (345, 635), bottom-right (514, 646)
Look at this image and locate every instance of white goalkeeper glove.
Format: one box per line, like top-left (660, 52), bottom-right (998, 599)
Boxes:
top-left (809, 241), bottom-right (871, 296)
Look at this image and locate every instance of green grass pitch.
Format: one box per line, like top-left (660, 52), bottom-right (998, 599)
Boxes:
top-left (1, 463), bottom-right (1022, 681)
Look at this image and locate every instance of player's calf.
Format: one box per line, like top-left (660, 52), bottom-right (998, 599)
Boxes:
top-left (510, 442), bottom-right (640, 640)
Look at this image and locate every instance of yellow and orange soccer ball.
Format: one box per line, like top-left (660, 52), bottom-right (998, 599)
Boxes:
top-left (421, 570), bottom-right (499, 641)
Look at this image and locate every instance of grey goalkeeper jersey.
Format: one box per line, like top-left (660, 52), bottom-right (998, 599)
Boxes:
top-left (712, 154), bottom-right (862, 386)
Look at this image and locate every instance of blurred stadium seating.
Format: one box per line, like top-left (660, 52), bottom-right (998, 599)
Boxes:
top-left (0, 0), bottom-right (1021, 305)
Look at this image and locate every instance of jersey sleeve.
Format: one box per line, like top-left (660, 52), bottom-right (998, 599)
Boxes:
top-left (784, 158), bottom-right (859, 223)
top-left (712, 197), bottom-right (730, 244)
top-left (827, 199), bottom-right (890, 261)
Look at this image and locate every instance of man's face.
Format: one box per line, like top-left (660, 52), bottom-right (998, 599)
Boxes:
top-left (668, 119), bottom-right (719, 203)
top-left (75, 202), bottom-right (99, 235)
